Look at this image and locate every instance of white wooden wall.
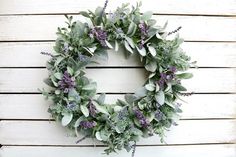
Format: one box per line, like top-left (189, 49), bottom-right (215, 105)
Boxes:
top-left (0, 0), bottom-right (236, 157)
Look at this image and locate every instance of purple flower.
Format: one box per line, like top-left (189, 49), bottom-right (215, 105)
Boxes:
top-left (67, 102), bottom-right (77, 110)
top-left (58, 71), bottom-right (75, 93)
top-left (80, 120), bottom-right (97, 129)
top-left (138, 22), bottom-right (149, 48)
top-left (90, 27), bottom-right (107, 47)
top-left (88, 101), bottom-right (97, 117)
top-left (134, 109), bottom-right (149, 128)
top-left (101, 0), bottom-right (108, 16)
top-left (169, 66), bottom-right (177, 73)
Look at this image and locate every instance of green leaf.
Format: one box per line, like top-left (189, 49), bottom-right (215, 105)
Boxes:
top-left (125, 37), bottom-right (135, 48)
top-left (145, 61), bottom-right (157, 72)
top-left (61, 112), bottom-right (73, 126)
top-left (145, 83), bottom-right (155, 91)
top-left (114, 105), bottom-right (122, 112)
top-left (80, 105), bottom-right (89, 117)
top-left (97, 93), bottom-right (106, 104)
top-left (67, 67), bottom-right (74, 76)
top-left (80, 11), bottom-right (90, 18)
top-left (115, 41), bottom-right (119, 51)
top-left (105, 40), bottom-right (113, 49)
top-left (74, 116), bottom-right (85, 127)
top-left (142, 11), bottom-right (153, 21)
top-left (173, 84), bottom-right (187, 92)
top-left (93, 101), bottom-right (109, 115)
top-left (127, 21), bottom-right (137, 36)
top-left (55, 56), bottom-right (64, 66)
top-left (176, 73), bottom-right (193, 79)
top-left (135, 87), bottom-right (147, 98)
top-left (136, 46), bottom-right (146, 56)
top-left (95, 131), bottom-right (103, 141)
top-left (82, 82), bottom-right (97, 90)
top-left (125, 94), bottom-right (137, 104)
top-left (155, 91), bottom-right (165, 105)
top-left (54, 72), bottom-right (63, 80)
top-left (147, 44), bottom-right (156, 56)
top-left (124, 40), bottom-right (133, 53)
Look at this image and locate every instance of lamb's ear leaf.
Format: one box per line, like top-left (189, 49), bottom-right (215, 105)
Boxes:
top-left (61, 112), bottom-right (73, 126)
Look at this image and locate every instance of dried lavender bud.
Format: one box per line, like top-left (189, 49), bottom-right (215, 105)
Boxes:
top-left (134, 109), bottom-right (149, 128)
top-left (41, 51), bottom-right (54, 57)
top-left (118, 107), bottom-right (128, 120)
top-left (88, 101), bottom-right (97, 117)
top-left (138, 22), bottom-right (149, 48)
top-left (168, 26), bottom-right (182, 36)
top-left (80, 120), bottom-right (97, 129)
top-left (101, 0), bottom-right (109, 16)
top-left (179, 92), bottom-right (194, 96)
top-left (90, 27), bottom-right (108, 46)
top-left (67, 102), bottom-right (77, 110)
top-left (58, 71), bottom-right (76, 93)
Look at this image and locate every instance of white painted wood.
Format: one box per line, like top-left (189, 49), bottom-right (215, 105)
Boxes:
top-left (0, 94), bottom-right (236, 120)
top-left (1, 15), bottom-right (236, 41)
top-left (0, 68), bottom-right (235, 93)
top-left (1, 42), bottom-right (236, 67)
top-left (1, 144), bottom-right (236, 157)
top-left (0, 0), bottom-right (235, 15)
top-left (0, 120), bottom-right (235, 145)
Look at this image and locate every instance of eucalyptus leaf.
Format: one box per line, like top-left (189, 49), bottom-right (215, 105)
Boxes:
top-left (145, 60), bottom-right (157, 72)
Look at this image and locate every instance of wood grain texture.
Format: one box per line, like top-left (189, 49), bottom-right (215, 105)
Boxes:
top-left (0, 94), bottom-right (236, 120)
top-left (0, 15), bottom-right (236, 41)
top-left (1, 144), bottom-right (236, 157)
top-left (0, 42), bottom-right (236, 67)
top-left (0, 120), bottom-right (235, 145)
top-left (0, 0), bottom-right (235, 15)
top-left (0, 68), bottom-right (235, 93)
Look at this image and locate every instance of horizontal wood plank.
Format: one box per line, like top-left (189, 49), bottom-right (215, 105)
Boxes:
top-left (0, 0), bottom-right (235, 15)
top-left (0, 42), bottom-right (236, 67)
top-left (0, 15), bottom-right (236, 41)
top-left (1, 144), bottom-right (236, 157)
top-left (0, 68), bottom-right (235, 93)
top-left (0, 94), bottom-right (236, 120)
top-left (0, 120), bottom-right (235, 145)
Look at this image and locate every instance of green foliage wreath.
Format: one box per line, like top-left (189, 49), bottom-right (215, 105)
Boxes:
top-left (41, 1), bottom-right (195, 156)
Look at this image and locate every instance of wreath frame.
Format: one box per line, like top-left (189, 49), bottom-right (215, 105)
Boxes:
top-left (41, 1), bottom-right (194, 155)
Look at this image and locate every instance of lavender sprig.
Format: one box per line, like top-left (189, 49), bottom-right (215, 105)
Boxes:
top-left (58, 71), bottom-right (75, 93)
top-left (134, 109), bottom-right (149, 128)
top-left (80, 120), bottom-right (97, 129)
top-left (41, 51), bottom-right (54, 57)
top-left (168, 26), bottom-right (182, 36)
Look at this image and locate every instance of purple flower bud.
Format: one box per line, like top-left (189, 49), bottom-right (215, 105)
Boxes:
top-left (80, 120), bottom-right (97, 129)
top-left (134, 109), bottom-right (149, 128)
top-left (90, 27), bottom-right (107, 47)
top-left (58, 71), bottom-right (75, 93)
top-left (88, 101), bottom-right (97, 117)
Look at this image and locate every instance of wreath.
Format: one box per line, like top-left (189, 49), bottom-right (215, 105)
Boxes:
top-left (41, 1), bottom-right (194, 156)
